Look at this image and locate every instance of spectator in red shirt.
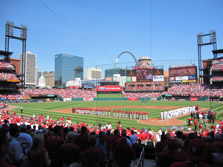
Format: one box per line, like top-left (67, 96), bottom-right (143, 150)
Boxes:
top-left (194, 119), bottom-right (198, 132)
top-left (199, 123), bottom-right (203, 133)
top-left (211, 124), bottom-right (216, 132)
top-left (60, 117), bottom-right (64, 122)
top-left (139, 130), bottom-right (148, 145)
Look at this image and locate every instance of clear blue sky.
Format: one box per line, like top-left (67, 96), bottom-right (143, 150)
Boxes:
top-left (0, 0), bottom-right (222, 72)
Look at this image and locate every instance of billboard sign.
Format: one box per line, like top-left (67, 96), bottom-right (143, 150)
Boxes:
top-left (182, 80), bottom-right (196, 83)
top-left (188, 75), bottom-right (196, 80)
top-left (126, 76), bottom-right (132, 82)
top-left (169, 66), bottom-right (197, 77)
top-left (127, 70), bottom-right (136, 76)
top-left (96, 86), bottom-right (122, 92)
top-left (127, 69), bottom-right (164, 82)
top-left (132, 76), bottom-right (137, 82)
top-left (169, 80), bottom-right (181, 83)
top-left (176, 76), bottom-right (188, 81)
top-left (153, 75), bottom-right (164, 82)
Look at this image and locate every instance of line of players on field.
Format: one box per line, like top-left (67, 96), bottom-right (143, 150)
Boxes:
top-left (160, 106), bottom-right (196, 120)
top-left (72, 107), bottom-right (148, 120)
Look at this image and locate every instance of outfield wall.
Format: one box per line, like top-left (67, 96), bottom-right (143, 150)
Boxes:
top-left (0, 96), bottom-right (214, 103)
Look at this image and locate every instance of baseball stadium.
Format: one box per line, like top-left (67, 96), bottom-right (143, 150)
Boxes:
top-left (1, 19), bottom-right (223, 167)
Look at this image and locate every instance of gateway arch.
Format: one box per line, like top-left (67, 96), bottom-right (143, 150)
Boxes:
top-left (114, 51), bottom-right (137, 68)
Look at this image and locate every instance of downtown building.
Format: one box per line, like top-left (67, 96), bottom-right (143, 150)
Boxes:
top-left (55, 54), bottom-right (83, 87)
top-left (37, 71), bottom-right (55, 88)
top-left (19, 51), bottom-right (37, 88)
top-left (86, 68), bottom-right (102, 80)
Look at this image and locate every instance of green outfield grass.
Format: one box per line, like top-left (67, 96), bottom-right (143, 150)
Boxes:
top-left (97, 94), bottom-right (124, 98)
top-left (9, 100), bottom-right (223, 131)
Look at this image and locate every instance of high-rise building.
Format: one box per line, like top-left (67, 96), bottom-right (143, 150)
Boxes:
top-left (55, 54), bottom-right (83, 87)
top-left (19, 51), bottom-right (37, 87)
top-left (86, 68), bottom-right (102, 80)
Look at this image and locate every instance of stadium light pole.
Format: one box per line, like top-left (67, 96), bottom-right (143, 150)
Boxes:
top-left (209, 79), bottom-right (212, 110)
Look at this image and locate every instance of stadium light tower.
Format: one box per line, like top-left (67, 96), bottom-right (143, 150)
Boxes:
top-left (197, 30), bottom-right (217, 84)
top-left (5, 21), bottom-right (27, 87)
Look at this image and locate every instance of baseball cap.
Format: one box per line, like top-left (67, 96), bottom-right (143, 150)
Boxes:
top-left (185, 139), bottom-right (206, 161)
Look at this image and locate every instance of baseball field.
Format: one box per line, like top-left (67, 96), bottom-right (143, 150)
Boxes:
top-left (9, 100), bottom-right (223, 131)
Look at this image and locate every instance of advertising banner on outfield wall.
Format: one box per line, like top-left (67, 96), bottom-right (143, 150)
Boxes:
top-left (191, 97), bottom-right (198, 101)
top-left (84, 98), bottom-right (93, 101)
top-left (128, 98), bottom-right (138, 101)
top-left (96, 86), bottom-right (122, 92)
top-left (63, 98), bottom-right (72, 101)
top-left (171, 97), bottom-right (175, 101)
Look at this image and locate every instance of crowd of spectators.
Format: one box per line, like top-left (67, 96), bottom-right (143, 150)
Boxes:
top-left (211, 63), bottom-right (223, 71)
top-left (166, 84), bottom-right (207, 96)
top-left (0, 108), bottom-right (223, 167)
top-left (125, 85), bottom-right (164, 92)
top-left (0, 110), bottom-right (140, 167)
top-left (0, 93), bottom-right (26, 100)
top-left (0, 73), bottom-right (19, 80)
top-left (20, 89), bottom-right (96, 99)
top-left (0, 62), bottom-right (15, 70)
top-left (211, 60), bottom-right (223, 71)
top-left (0, 103), bottom-right (8, 109)
top-left (156, 130), bottom-right (223, 167)
top-left (211, 76), bottom-right (223, 82)
top-left (166, 84), bottom-right (223, 97)
top-left (123, 92), bottom-right (162, 98)
top-left (1, 83), bottom-right (223, 101)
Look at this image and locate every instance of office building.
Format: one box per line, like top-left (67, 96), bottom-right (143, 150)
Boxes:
top-left (19, 51), bottom-right (37, 87)
top-left (86, 68), bottom-right (102, 80)
top-left (55, 54), bottom-right (83, 87)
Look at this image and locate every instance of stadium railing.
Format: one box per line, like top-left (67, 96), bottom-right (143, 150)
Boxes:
top-left (134, 147), bottom-right (145, 167)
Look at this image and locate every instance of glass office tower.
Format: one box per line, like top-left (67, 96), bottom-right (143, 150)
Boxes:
top-left (55, 54), bottom-right (83, 87)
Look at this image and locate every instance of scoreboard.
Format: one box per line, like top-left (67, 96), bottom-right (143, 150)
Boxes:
top-left (169, 66), bottom-right (197, 77)
top-left (169, 66), bottom-right (197, 83)
top-left (127, 68), bottom-right (164, 82)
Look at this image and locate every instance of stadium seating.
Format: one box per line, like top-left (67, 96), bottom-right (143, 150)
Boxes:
top-left (0, 73), bottom-right (19, 80)
top-left (0, 62), bottom-right (15, 70)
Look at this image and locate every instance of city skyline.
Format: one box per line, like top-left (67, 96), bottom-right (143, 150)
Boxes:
top-left (0, 0), bottom-right (223, 72)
